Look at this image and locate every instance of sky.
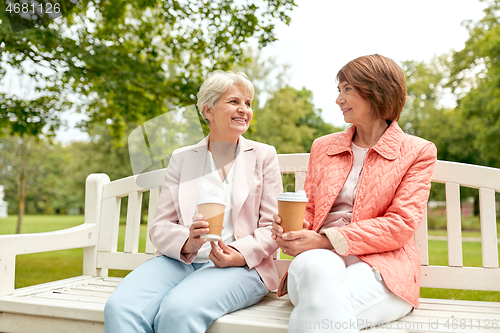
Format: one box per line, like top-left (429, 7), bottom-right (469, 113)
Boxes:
top-left (55, 0), bottom-right (488, 142)
top-left (260, 0), bottom-right (488, 127)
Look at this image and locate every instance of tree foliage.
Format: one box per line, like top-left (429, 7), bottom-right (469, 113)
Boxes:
top-left (449, 0), bottom-right (500, 166)
top-left (0, 126), bottom-right (136, 219)
top-left (0, 135), bottom-right (72, 232)
top-left (0, 47), bottom-right (341, 216)
top-left (400, 57), bottom-right (481, 166)
top-left (0, 0), bottom-right (297, 230)
top-left (1, 0), bottom-right (297, 138)
top-left (247, 85), bottom-right (342, 153)
top-left (400, 56), bottom-right (490, 208)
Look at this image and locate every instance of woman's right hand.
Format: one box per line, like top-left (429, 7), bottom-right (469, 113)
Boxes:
top-left (271, 214), bottom-right (310, 240)
top-left (181, 214), bottom-right (209, 254)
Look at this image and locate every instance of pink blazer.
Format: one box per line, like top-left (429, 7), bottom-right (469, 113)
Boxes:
top-left (149, 136), bottom-right (282, 291)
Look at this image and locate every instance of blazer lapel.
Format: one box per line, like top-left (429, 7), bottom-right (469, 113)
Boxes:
top-left (178, 137), bottom-right (208, 225)
top-left (231, 136), bottom-right (256, 223)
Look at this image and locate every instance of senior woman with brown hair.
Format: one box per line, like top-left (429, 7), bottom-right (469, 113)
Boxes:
top-left (105, 71), bottom-right (282, 332)
top-left (272, 54), bottom-right (437, 332)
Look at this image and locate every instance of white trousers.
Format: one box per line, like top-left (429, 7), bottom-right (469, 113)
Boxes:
top-left (287, 249), bottom-right (412, 332)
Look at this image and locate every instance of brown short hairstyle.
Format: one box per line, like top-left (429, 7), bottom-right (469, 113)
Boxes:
top-left (336, 54), bottom-right (407, 121)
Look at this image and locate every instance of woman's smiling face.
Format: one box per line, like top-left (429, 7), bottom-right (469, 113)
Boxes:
top-left (205, 84), bottom-right (253, 142)
top-left (336, 81), bottom-right (375, 126)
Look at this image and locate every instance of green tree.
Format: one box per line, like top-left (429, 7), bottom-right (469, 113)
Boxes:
top-left (400, 58), bottom-right (445, 137)
top-left (60, 126), bottom-right (136, 219)
top-left (247, 85), bottom-right (341, 153)
top-left (401, 58), bottom-right (478, 164)
top-left (401, 57), bottom-right (486, 212)
top-left (449, 0), bottom-right (500, 167)
top-left (1, 0), bottom-right (297, 139)
top-left (0, 135), bottom-right (67, 232)
top-left (0, 0), bottom-right (297, 226)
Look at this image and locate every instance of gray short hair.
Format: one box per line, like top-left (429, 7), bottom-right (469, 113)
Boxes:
top-left (196, 71), bottom-right (254, 124)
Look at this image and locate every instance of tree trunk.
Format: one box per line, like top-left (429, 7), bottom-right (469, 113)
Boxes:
top-left (16, 137), bottom-right (27, 234)
top-left (16, 194), bottom-right (25, 234)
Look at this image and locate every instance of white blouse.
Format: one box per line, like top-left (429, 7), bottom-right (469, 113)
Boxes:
top-left (193, 150), bottom-right (236, 263)
top-left (320, 142), bottom-right (369, 265)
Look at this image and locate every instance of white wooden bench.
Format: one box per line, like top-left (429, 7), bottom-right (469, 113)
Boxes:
top-left (0, 154), bottom-right (499, 332)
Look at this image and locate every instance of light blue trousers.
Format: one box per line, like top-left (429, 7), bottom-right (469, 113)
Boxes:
top-left (104, 256), bottom-right (268, 333)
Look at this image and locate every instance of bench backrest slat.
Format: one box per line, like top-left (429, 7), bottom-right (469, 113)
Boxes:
top-left (479, 187), bottom-right (499, 269)
top-left (146, 187), bottom-right (161, 254)
top-left (98, 197), bottom-right (121, 254)
top-left (445, 182), bottom-right (463, 267)
top-left (278, 153), bottom-right (309, 195)
top-left (415, 208), bottom-right (429, 266)
top-left (124, 191), bottom-right (143, 254)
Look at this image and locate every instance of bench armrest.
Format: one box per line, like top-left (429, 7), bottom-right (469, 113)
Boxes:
top-left (0, 224), bottom-right (97, 296)
top-left (0, 224), bottom-right (97, 256)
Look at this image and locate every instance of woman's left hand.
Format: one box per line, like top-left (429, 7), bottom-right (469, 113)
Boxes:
top-left (277, 230), bottom-right (333, 257)
top-left (209, 240), bottom-right (247, 268)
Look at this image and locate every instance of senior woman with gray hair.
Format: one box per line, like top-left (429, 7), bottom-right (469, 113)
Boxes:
top-left (104, 71), bottom-right (283, 332)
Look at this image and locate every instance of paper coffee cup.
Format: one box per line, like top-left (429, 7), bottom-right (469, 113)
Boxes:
top-left (196, 196), bottom-right (225, 241)
top-left (277, 191), bottom-right (308, 233)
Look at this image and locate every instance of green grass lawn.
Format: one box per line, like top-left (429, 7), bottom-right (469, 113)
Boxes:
top-left (1, 215), bottom-right (499, 302)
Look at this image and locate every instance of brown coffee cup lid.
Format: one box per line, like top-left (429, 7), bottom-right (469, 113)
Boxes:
top-left (196, 196), bottom-right (226, 206)
top-left (277, 190), bottom-right (308, 202)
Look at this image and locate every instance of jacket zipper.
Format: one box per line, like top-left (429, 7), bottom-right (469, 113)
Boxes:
top-left (353, 149), bottom-right (383, 283)
top-left (372, 267), bottom-right (383, 282)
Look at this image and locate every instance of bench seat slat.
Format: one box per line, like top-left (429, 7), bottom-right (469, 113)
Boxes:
top-left (55, 287), bottom-right (114, 297)
top-left (396, 318), bottom-right (500, 333)
top-left (5, 283), bottom-right (499, 333)
top-left (0, 294), bottom-right (104, 321)
top-left (0, 313), bottom-right (104, 333)
top-left (74, 283), bottom-right (117, 291)
top-left (407, 309), bottom-right (500, 320)
top-left (31, 291), bottom-right (109, 304)
top-left (1, 276), bottom-right (103, 298)
top-left (416, 302), bottom-right (500, 313)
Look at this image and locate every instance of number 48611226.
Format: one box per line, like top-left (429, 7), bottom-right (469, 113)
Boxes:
top-left (6, 2), bottom-right (61, 15)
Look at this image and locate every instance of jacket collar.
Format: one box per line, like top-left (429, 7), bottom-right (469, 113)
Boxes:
top-left (327, 121), bottom-right (404, 160)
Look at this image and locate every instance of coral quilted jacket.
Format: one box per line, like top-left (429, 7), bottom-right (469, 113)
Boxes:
top-left (304, 121), bottom-right (437, 308)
